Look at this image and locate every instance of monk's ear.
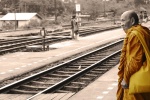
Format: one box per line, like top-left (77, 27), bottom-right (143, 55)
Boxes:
top-left (131, 17), bottom-right (135, 25)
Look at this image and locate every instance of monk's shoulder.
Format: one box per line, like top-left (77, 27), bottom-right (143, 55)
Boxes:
top-left (128, 30), bottom-right (137, 38)
top-left (128, 31), bottom-right (140, 43)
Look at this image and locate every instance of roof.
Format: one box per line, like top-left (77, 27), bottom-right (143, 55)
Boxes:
top-left (140, 7), bottom-right (146, 11)
top-left (0, 13), bottom-right (42, 21)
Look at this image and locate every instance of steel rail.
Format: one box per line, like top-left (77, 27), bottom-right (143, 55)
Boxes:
top-left (26, 50), bottom-right (121, 100)
top-left (0, 39), bottom-right (123, 95)
top-left (0, 37), bottom-right (69, 54)
top-left (0, 26), bottom-right (120, 55)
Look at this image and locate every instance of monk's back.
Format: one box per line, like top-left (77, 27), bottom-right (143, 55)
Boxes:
top-left (142, 26), bottom-right (150, 51)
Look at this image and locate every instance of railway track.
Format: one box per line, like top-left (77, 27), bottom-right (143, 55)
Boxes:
top-left (0, 39), bottom-right (123, 99)
top-left (49, 26), bottom-right (119, 37)
top-left (0, 37), bottom-right (70, 54)
top-left (0, 26), bottom-right (120, 55)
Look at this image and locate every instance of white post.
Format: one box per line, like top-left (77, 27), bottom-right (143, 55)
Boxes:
top-left (14, 10), bottom-right (16, 30)
top-left (76, 3), bottom-right (81, 26)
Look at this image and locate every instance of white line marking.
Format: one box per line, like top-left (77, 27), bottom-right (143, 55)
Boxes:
top-left (2, 58), bottom-right (6, 60)
top-left (0, 72), bottom-right (6, 74)
top-left (40, 59), bottom-right (44, 61)
top-left (112, 83), bottom-right (117, 86)
top-left (102, 91), bottom-right (109, 94)
top-left (33, 62), bottom-right (38, 64)
top-left (97, 96), bottom-right (103, 99)
top-left (38, 60), bottom-right (43, 62)
top-left (13, 53), bottom-right (25, 57)
top-left (46, 58), bottom-right (51, 60)
top-left (15, 68), bottom-right (20, 70)
top-left (28, 64), bottom-right (32, 66)
top-left (107, 87), bottom-right (114, 90)
top-left (21, 65), bottom-right (27, 67)
top-left (8, 70), bottom-right (14, 72)
top-left (49, 42), bottom-right (74, 48)
top-left (42, 59), bottom-right (47, 61)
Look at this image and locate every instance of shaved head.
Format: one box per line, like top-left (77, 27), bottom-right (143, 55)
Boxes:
top-left (121, 10), bottom-right (139, 32)
top-left (121, 10), bottom-right (139, 25)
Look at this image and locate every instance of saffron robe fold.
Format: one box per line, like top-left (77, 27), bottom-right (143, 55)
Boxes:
top-left (129, 28), bottom-right (150, 94)
top-left (117, 24), bottom-right (150, 100)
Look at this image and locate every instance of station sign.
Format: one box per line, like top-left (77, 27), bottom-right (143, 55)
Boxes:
top-left (76, 4), bottom-right (80, 12)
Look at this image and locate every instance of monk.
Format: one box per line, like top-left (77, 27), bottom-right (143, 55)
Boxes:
top-left (117, 10), bottom-right (150, 100)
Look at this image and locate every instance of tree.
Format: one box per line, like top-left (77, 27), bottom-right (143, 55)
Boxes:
top-left (77, 0), bottom-right (103, 20)
top-left (134, 0), bottom-right (144, 7)
top-left (21, 0), bottom-right (65, 18)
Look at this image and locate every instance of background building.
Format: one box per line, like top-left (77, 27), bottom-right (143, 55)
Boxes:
top-left (0, 13), bottom-right (42, 28)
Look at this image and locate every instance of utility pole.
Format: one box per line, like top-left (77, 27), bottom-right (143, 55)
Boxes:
top-left (103, 0), bottom-right (106, 17)
top-left (54, 0), bottom-right (57, 23)
top-left (14, 9), bottom-right (16, 30)
top-left (25, 2), bottom-right (27, 12)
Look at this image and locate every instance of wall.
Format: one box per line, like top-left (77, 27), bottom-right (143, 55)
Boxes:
top-left (30, 15), bottom-right (42, 23)
top-left (18, 15), bottom-right (42, 28)
top-left (18, 20), bottom-right (29, 27)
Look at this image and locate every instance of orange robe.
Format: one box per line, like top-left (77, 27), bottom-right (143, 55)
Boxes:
top-left (117, 24), bottom-right (150, 100)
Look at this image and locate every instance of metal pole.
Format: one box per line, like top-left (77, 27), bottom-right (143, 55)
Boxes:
top-left (14, 9), bottom-right (16, 30)
top-left (41, 28), bottom-right (46, 51)
top-left (24, 3), bottom-right (26, 12)
top-left (104, 0), bottom-right (106, 17)
top-left (54, 0), bottom-right (57, 23)
top-left (43, 36), bottom-right (45, 51)
top-left (25, 2), bottom-right (26, 12)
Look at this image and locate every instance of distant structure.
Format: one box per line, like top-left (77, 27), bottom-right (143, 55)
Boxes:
top-left (0, 15), bottom-right (5, 29)
top-left (0, 13), bottom-right (42, 28)
top-left (62, 0), bottom-right (72, 3)
top-left (140, 7), bottom-right (148, 23)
